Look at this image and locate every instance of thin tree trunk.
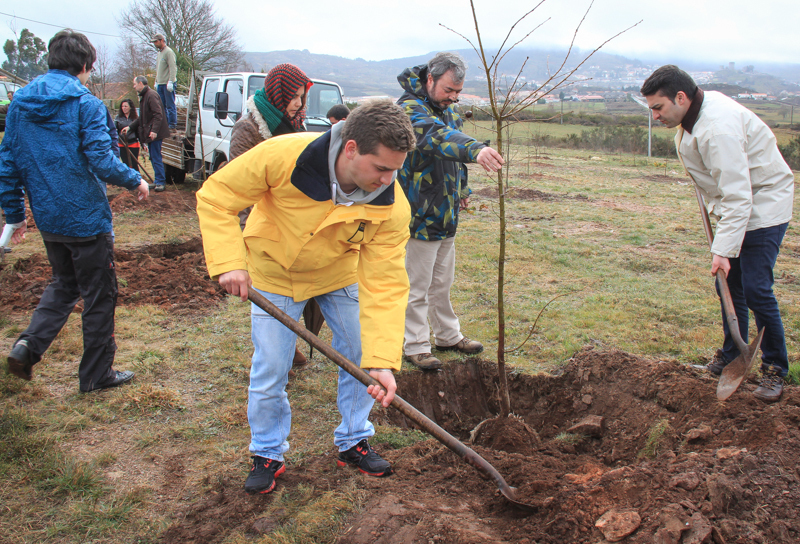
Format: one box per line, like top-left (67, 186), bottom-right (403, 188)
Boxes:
top-left (495, 123), bottom-right (511, 417)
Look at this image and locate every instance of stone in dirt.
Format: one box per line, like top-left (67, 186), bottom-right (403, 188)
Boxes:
top-left (683, 512), bottom-right (713, 544)
top-left (594, 509), bottom-right (641, 542)
top-left (685, 424), bottom-right (713, 442)
top-left (567, 415), bottom-right (606, 438)
top-left (669, 472), bottom-right (702, 491)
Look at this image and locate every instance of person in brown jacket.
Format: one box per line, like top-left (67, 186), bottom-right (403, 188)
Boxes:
top-left (229, 64), bottom-right (319, 367)
top-left (122, 76), bottom-right (170, 191)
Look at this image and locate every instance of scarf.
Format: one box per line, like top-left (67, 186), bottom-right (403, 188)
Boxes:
top-left (253, 89), bottom-right (286, 134)
top-left (263, 63), bottom-right (312, 132)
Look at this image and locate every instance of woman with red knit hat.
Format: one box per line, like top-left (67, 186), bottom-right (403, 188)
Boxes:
top-left (229, 63), bottom-right (320, 368)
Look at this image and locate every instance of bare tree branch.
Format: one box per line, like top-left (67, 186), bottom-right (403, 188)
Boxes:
top-left (117, 0), bottom-right (243, 76)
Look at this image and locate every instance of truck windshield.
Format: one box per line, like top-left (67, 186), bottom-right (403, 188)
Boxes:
top-left (307, 83), bottom-right (342, 118)
top-left (247, 75), bottom-right (265, 100)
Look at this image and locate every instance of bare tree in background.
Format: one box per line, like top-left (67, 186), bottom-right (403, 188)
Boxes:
top-left (118, 0), bottom-right (243, 80)
top-left (114, 38), bottom-right (155, 100)
top-left (89, 43), bottom-right (113, 100)
top-left (445, 0), bottom-right (639, 416)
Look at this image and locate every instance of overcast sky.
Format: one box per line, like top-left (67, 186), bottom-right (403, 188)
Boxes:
top-left (1, 0), bottom-right (798, 68)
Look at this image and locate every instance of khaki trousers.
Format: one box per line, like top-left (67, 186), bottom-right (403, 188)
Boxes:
top-left (403, 237), bottom-right (463, 355)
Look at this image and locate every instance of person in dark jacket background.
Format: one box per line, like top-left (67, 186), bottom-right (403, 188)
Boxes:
top-left (0, 29), bottom-right (149, 392)
top-left (123, 76), bottom-right (170, 191)
top-left (396, 52), bottom-right (504, 370)
top-left (115, 98), bottom-right (140, 172)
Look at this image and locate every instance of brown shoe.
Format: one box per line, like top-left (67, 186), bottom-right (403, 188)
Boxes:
top-left (436, 336), bottom-right (484, 355)
top-left (292, 347), bottom-right (308, 367)
top-left (705, 349), bottom-right (730, 375)
top-left (404, 353), bottom-right (443, 371)
top-left (753, 369), bottom-right (783, 403)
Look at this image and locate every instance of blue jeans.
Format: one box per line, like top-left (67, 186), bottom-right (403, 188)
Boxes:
top-left (248, 284), bottom-right (375, 461)
top-left (156, 83), bottom-right (177, 128)
top-left (147, 140), bottom-right (166, 186)
top-left (717, 222), bottom-right (789, 376)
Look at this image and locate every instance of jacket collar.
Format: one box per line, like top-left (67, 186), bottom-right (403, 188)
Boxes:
top-left (291, 131), bottom-right (396, 207)
top-left (681, 87), bottom-right (704, 134)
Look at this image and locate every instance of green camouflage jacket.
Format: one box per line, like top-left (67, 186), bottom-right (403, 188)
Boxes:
top-left (396, 64), bottom-right (485, 241)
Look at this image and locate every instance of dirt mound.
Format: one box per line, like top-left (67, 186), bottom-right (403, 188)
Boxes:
top-left (0, 237), bottom-right (225, 313)
top-left (161, 348), bottom-right (800, 543)
top-left (110, 189), bottom-right (197, 214)
top-left (473, 186), bottom-right (589, 202)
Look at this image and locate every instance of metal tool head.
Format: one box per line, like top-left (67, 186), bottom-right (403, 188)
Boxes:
top-left (717, 328), bottom-right (765, 401)
top-left (500, 485), bottom-right (537, 513)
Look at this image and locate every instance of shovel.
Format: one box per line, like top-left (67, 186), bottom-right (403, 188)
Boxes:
top-left (247, 286), bottom-right (535, 512)
top-left (693, 187), bottom-right (764, 400)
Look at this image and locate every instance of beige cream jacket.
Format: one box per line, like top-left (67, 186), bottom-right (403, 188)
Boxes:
top-left (676, 91), bottom-right (794, 258)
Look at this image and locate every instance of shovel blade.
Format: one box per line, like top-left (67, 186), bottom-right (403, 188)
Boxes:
top-left (716, 328), bottom-right (765, 401)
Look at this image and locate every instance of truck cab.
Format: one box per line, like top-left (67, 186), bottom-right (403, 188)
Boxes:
top-left (195, 72), bottom-right (344, 176)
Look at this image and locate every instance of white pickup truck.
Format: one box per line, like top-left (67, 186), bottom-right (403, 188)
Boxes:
top-left (162, 71), bottom-right (345, 183)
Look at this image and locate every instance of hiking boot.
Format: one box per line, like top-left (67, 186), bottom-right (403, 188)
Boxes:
top-left (7, 340), bottom-right (33, 381)
top-left (244, 456), bottom-right (285, 494)
top-left (292, 347), bottom-right (308, 367)
top-left (436, 336), bottom-right (484, 355)
top-left (404, 352), bottom-right (442, 370)
top-left (753, 369), bottom-right (784, 403)
top-left (337, 439), bottom-right (393, 477)
top-left (705, 349), bottom-right (730, 376)
top-left (154, 185), bottom-right (166, 192)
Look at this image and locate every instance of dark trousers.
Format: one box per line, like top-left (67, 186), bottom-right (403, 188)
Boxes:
top-left (120, 145), bottom-right (140, 173)
top-left (148, 140), bottom-right (166, 186)
top-left (717, 222), bottom-right (788, 376)
top-left (18, 233), bottom-right (118, 392)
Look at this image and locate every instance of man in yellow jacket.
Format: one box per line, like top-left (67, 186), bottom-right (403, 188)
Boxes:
top-left (197, 100), bottom-right (416, 494)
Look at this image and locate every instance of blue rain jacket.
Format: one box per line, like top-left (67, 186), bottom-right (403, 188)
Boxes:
top-left (0, 70), bottom-right (140, 236)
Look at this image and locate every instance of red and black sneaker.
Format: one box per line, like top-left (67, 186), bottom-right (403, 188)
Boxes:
top-left (244, 456), bottom-right (285, 494)
top-left (337, 439), bottom-right (393, 477)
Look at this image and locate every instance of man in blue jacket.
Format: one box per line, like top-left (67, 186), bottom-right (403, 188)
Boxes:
top-left (0, 29), bottom-right (149, 392)
top-left (397, 52), bottom-right (504, 370)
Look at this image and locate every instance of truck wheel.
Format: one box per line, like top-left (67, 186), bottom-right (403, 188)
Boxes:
top-left (172, 167), bottom-right (186, 184)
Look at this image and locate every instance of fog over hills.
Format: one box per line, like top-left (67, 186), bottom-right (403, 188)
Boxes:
top-left (243, 48), bottom-right (800, 99)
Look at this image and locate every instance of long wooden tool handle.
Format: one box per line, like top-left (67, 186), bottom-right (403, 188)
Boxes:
top-left (123, 139), bottom-right (155, 184)
top-left (245, 286), bottom-right (518, 498)
top-left (693, 187), bottom-right (748, 353)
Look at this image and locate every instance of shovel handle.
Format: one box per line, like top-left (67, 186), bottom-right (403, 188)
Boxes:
top-left (245, 286), bottom-right (521, 502)
top-left (122, 139), bottom-right (155, 184)
top-left (693, 187), bottom-right (748, 354)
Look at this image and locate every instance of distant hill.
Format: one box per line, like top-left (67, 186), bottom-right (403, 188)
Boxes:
top-left (243, 47), bottom-right (647, 98)
top-left (242, 48), bottom-right (800, 99)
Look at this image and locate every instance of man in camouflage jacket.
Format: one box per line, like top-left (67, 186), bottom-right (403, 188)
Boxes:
top-left (396, 52), bottom-right (504, 370)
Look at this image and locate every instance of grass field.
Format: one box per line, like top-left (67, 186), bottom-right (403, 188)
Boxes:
top-left (0, 140), bottom-right (799, 542)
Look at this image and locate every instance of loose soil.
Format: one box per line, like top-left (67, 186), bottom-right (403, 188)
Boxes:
top-left (474, 186), bottom-right (590, 202)
top-left (161, 348), bottom-right (800, 543)
top-left (0, 237), bottom-right (225, 313)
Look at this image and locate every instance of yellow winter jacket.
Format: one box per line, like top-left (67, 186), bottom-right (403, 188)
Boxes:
top-left (196, 131), bottom-right (411, 370)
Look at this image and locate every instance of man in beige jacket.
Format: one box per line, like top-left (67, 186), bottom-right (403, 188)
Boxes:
top-left (642, 65), bottom-right (794, 403)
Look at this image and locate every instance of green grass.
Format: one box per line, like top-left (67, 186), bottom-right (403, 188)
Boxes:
top-left (638, 418), bottom-right (672, 459)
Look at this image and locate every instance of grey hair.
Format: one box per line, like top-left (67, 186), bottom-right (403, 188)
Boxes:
top-left (134, 75), bottom-right (148, 85)
top-left (427, 52), bottom-right (466, 84)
